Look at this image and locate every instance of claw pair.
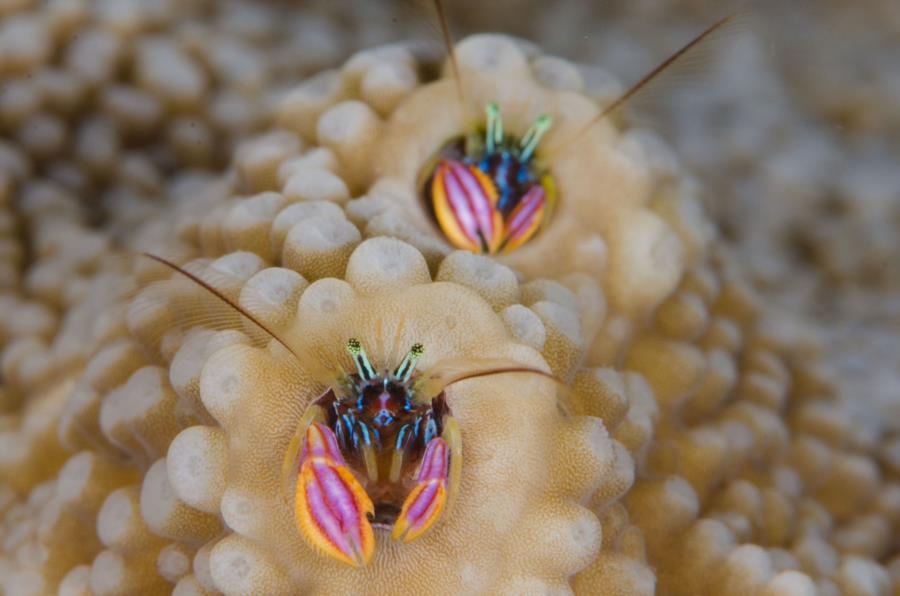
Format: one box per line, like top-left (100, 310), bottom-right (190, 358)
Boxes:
top-left (293, 419), bottom-right (454, 566)
top-left (286, 339), bottom-right (462, 566)
top-left (430, 160), bottom-right (549, 255)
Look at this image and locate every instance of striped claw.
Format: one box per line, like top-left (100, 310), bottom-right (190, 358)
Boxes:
top-left (430, 159), bottom-right (504, 254)
top-left (502, 184), bottom-right (546, 253)
top-left (391, 436), bottom-right (450, 543)
top-left (294, 422), bottom-right (375, 567)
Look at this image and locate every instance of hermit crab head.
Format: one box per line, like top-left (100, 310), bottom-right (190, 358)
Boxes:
top-left (419, 103), bottom-right (556, 254)
top-left (285, 338), bottom-right (461, 566)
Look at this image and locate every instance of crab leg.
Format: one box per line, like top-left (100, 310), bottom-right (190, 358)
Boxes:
top-left (294, 422), bottom-right (375, 567)
top-left (501, 184), bottom-right (546, 253)
top-left (392, 418), bottom-right (459, 543)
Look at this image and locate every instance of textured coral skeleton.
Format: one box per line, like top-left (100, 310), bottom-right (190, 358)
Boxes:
top-left (0, 1), bottom-right (898, 596)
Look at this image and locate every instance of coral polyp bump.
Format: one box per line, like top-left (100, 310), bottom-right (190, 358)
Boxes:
top-left (0, 3), bottom-right (899, 596)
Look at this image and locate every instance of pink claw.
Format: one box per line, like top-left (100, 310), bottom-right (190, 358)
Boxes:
top-left (502, 184), bottom-right (546, 253)
top-left (392, 437), bottom-right (449, 543)
top-left (300, 419), bottom-right (344, 463)
top-left (294, 423), bottom-right (375, 567)
top-left (430, 160), bottom-right (504, 254)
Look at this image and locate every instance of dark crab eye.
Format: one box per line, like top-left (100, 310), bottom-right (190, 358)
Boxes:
top-left (420, 102), bottom-right (556, 255)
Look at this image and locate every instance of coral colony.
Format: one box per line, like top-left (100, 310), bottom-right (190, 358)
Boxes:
top-left (0, 2), bottom-right (897, 596)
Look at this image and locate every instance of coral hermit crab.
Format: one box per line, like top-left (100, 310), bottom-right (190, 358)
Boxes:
top-left (413, 5), bottom-right (734, 258)
top-left (286, 338), bottom-right (459, 567)
top-left (136, 5), bottom-right (738, 571)
top-left (421, 102), bottom-right (556, 254)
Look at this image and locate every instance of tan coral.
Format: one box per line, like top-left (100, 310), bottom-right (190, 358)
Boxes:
top-left (159, 238), bottom-right (615, 594)
top-left (1, 4), bottom-right (898, 595)
top-left (69, 33), bottom-right (900, 593)
top-left (368, 34), bottom-right (683, 319)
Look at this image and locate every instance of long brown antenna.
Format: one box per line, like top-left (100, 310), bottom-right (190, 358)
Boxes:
top-left (573, 14), bottom-right (735, 142)
top-left (432, 0), bottom-right (464, 104)
top-left (442, 366), bottom-right (561, 388)
top-left (428, 363), bottom-right (571, 413)
top-left (142, 253), bottom-right (303, 362)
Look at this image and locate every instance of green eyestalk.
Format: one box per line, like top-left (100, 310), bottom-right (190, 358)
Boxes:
top-left (347, 338), bottom-right (377, 381)
top-left (392, 343), bottom-right (424, 384)
top-left (485, 102), bottom-right (503, 154)
top-left (519, 115), bottom-right (552, 162)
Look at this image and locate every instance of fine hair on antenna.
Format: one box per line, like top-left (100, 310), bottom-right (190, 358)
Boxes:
top-left (142, 253), bottom-right (304, 363)
top-left (559, 14), bottom-right (736, 151)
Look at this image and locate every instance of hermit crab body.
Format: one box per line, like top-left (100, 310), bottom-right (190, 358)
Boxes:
top-left (422, 103), bottom-right (556, 254)
top-left (288, 339), bottom-right (460, 567)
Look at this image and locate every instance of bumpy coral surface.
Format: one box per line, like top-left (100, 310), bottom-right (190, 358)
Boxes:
top-left (1, 2), bottom-right (898, 596)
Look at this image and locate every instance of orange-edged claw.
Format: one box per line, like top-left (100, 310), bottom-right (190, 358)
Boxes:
top-left (430, 160), bottom-right (503, 254)
top-left (294, 422), bottom-right (375, 567)
top-left (392, 436), bottom-right (449, 543)
top-left (502, 184), bottom-right (546, 253)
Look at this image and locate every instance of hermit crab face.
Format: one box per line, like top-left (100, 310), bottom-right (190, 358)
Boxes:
top-left (287, 339), bottom-right (460, 567)
top-left (420, 102), bottom-right (557, 254)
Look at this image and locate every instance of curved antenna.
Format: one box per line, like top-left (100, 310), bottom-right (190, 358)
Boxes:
top-left (563, 14), bottom-right (736, 149)
top-left (431, 0), bottom-right (465, 105)
top-left (415, 357), bottom-right (566, 401)
top-left (443, 366), bottom-right (560, 388)
top-left (142, 253), bottom-right (304, 364)
top-left (417, 358), bottom-right (574, 418)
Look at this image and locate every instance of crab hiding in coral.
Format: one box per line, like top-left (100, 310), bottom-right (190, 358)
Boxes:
top-left (286, 338), bottom-right (461, 566)
top-left (421, 102), bottom-right (556, 254)
top-left (143, 252), bottom-right (562, 571)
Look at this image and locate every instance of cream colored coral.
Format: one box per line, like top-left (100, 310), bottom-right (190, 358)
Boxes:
top-left (4, 225), bottom-right (619, 593)
top-left (0, 4), bottom-right (898, 594)
top-left (367, 34), bottom-right (684, 318)
top-left (0, 3), bottom-right (377, 591)
top-left (156, 238), bottom-right (613, 594)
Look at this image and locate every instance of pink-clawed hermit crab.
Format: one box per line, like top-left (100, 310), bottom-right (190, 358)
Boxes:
top-left (284, 338), bottom-right (460, 567)
top-left (420, 103), bottom-right (556, 255)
